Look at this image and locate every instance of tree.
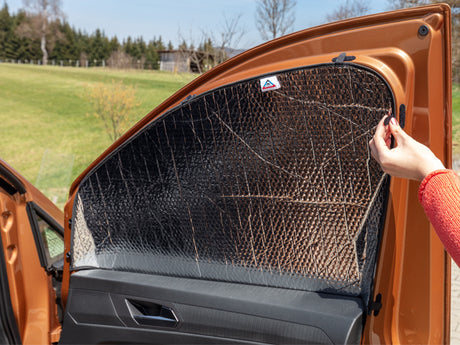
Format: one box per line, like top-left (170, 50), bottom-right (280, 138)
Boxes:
top-left (88, 29), bottom-right (110, 65)
top-left (108, 36), bottom-right (120, 53)
top-left (387, 0), bottom-right (429, 8)
top-left (255, 0), bottom-right (296, 41)
top-left (144, 37), bottom-right (163, 69)
top-left (326, 0), bottom-right (370, 22)
top-left (13, 9), bottom-right (41, 61)
top-left (85, 80), bottom-right (140, 141)
top-left (50, 21), bottom-right (80, 63)
top-left (107, 49), bottom-right (132, 69)
top-left (0, 3), bottom-right (14, 60)
top-left (16, 0), bottom-right (64, 65)
top-left (212, 13), bottom-right (244, 64)
top-left (177, 13), bottom-right (244, 73)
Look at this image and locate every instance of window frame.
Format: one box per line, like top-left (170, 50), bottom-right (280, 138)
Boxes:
top-left (27, 202), bottom-right (64, 271)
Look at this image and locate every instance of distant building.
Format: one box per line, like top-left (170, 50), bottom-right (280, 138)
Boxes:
top-left (159, 48), bottom-right (246, 73)
top-left (159, 50), bottom-right (191, 73)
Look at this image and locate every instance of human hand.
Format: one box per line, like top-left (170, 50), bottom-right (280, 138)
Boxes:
top-left (369, 115), bottom-right (445, 181)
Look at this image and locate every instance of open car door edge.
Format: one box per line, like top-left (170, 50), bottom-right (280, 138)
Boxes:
top-left (0, 160), bottom-right (63, 344)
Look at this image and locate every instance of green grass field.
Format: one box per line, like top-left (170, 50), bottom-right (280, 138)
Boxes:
top-left (0, 63), bottom-right (459, 209)
top-left (0, 63), bottom-right (196, 207)
top-left (453, 83), bottom-right (460, 158)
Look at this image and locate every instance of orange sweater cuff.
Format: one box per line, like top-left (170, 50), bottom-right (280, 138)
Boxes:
top-left (418, 169), bottom-right (459, 204)
top-left (418, 169), bottom-right (460, 266)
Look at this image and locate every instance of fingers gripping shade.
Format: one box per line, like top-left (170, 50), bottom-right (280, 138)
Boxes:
top-left (72, 64), bottom-right (392, 302)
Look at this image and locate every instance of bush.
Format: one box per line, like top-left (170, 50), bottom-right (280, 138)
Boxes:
top-left (86, 80), bottom-right (140, 141)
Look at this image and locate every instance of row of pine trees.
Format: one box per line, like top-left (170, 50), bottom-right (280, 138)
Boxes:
top-left (0, 3), bottom-right (173, 69)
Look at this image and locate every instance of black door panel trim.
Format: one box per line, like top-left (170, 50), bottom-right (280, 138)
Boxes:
top-left (60, 269), bottom-right (363, 344)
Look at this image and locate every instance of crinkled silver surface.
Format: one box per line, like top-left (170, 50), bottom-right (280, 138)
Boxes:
top-left (72, 64), bottom-right (392, 298)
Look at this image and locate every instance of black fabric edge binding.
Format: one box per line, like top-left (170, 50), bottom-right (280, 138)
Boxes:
top-left (366, 174), bottom-right (391, 317)
top-left (383, 104), bottom-right (405, 129)
top-left (383, 114), bottom-right (393, 126)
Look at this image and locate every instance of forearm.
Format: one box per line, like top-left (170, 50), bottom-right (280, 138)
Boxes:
top-left (418, 170), bottom-right (460, 265)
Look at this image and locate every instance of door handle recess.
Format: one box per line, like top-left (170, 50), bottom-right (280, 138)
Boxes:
top-left (126, 299), bottom-right (178, 328)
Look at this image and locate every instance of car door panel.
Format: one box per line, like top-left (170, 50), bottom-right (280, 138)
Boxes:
top-left (60, 270), bottom-right (363, 344)
top-left (59, 4), bottom-right (451, 345)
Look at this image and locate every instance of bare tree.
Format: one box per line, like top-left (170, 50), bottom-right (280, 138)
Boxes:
top-left (203, 14), bottom-right (244, 67)
top-left (177, 30), bottom-right (201, 73)
top-left (107, 50), bottom-right (133, 69)
top-left (209, 13), bottom-right (244, 65)
top-left (178, 13), bottom-right (244, 73)
top-left (255, 0), bottom-right (296, 41)
top-left (16, 0), bottom-right (64, 65)
top-left (386, 0), bottom-right (429, 8)
top-left (326, 0), bottom-right (370, 22)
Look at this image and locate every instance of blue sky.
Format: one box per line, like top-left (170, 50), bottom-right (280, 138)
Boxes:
top-left (4, 0), bottom-right (389, 49)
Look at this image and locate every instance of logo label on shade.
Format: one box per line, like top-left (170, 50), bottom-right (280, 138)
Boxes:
top-left (260, 76), bottom-right (281, 92)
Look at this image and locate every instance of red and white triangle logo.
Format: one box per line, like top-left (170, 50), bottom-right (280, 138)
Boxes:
top-left (260, 76), bottom-right (281, 92)
top-left (262, 80), bottom-right (276, 89)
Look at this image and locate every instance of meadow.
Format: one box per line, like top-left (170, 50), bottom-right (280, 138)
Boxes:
top-left (0, 63), bottom-right (196, 207)
top-left (0, 63), bottom-right (459, 208)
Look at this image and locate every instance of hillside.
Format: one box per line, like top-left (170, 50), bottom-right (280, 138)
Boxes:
top-left (0, 63), bottom-right (196, 206)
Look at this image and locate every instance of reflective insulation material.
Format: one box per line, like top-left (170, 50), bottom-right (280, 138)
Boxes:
top-left (72, 64), bottom-right (392, 301)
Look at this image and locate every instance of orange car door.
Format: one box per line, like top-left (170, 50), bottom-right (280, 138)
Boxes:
top-left (0, 161), bottom-right (63, 345)
top-left (59, 4), bottom-right (451, 344)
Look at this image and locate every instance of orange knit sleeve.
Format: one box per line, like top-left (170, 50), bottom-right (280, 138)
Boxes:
top-left (418, 169), bottom-right (460, 266)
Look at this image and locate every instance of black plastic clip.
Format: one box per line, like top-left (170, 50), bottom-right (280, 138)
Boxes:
top-left (368, 293), bottom-right (382, 316)
top-left (332, 53), bottom-right (356, 63)
top-left (181, 94), bottom-right (196, 105)
top-left (66, 251), bottom-right (72, 265)
top-left (399, 104), bottom-right (406, 129)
